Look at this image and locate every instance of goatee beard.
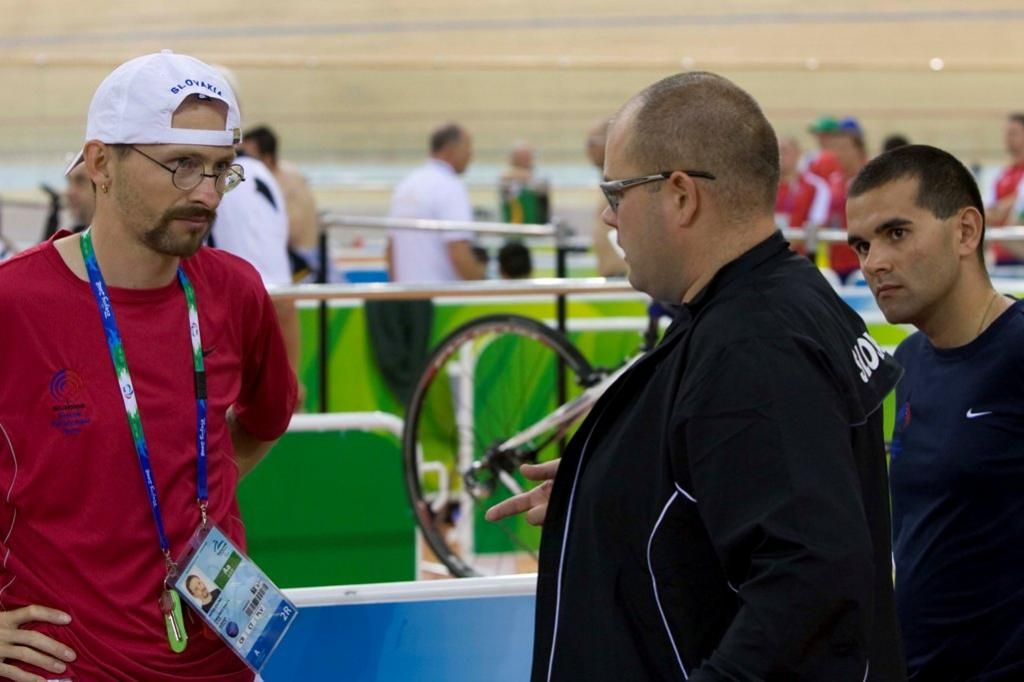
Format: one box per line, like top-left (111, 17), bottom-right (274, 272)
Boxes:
top-left (142, 206), bottom-right (217, 257)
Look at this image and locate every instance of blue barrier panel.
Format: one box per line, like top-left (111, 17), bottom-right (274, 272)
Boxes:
top-left (264, 577), bottom-right (535, 681)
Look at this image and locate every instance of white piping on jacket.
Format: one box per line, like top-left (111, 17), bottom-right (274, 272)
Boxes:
top-left (546, 403), bottom-right (611, 682)
top-left (674, 482), bottom-right (696, 503)
top-left (648, 490), bottom-right (689, 680)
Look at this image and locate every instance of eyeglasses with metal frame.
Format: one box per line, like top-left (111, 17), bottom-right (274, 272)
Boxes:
top-left (599, 170), bottom-right (716, 212)
top-left (128, 146), bottom-right (246, 194)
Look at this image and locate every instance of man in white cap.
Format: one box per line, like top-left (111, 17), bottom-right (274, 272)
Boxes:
top-left (0, 51), bottom-right (296, 680)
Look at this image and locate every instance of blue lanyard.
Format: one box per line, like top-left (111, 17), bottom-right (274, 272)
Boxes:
top-left (80, 230), bottom-right (208, 574)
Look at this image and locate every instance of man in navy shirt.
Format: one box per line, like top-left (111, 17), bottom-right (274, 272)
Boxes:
top-left (847, 144), bottom-right (1024, 681)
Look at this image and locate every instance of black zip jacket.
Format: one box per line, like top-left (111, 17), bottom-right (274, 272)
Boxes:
top-left (533, 232), bottom-right (906, 681)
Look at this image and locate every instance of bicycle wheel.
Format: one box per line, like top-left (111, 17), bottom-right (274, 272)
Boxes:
top-left (403, 314), bottom-right (597, 577)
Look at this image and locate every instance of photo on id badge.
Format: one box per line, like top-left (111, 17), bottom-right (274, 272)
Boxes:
top-left (174, 525), bottom-right (297, 671)
top-left (184, 569), bottom-right (221, 614)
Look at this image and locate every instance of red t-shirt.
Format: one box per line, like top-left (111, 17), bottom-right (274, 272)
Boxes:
top-left (0, 237), bottom-right (296, 680)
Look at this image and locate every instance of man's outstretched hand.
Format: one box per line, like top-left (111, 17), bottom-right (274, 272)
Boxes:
top-left (485, 459), bottom-right (560, 527)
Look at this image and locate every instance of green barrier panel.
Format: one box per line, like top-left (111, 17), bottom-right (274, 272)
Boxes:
top-left (299, 298), bottom-right (650, 415)
top-left (238, 430), bottom-right (415, 587)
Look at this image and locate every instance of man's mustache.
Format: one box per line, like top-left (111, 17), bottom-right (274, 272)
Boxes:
top-left (163, 207), bottom-right (217, 223)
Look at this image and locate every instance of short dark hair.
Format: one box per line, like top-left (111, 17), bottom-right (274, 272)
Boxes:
top-left (430, 124), bottom-right (465, 154)
top-left (107, 143), bottom-right (132, 159)
top-left (1009, 113), bottom-right (1024, 128)
top-left (623, 72), bottom-right (779, 217)
top-left (470, 245), bottom-right (489, 266)
top-left (243, 125), bottom-right (279, 160)
top-left (882, 134), bottom-right (910, 153)
top-left (849, 144), bottom-right (985, 261)
top-left (498, 241), bottom-right (532, 279)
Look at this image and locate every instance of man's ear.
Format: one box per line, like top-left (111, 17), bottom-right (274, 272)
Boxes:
top-left (83, 141), bottom-right (114, 190)
top-left (955, 206), bottom-right (984, 258)
top-left (667, 170), bottom-right (700, 228)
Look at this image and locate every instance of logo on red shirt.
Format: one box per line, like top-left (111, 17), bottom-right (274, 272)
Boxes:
top-left (49, 369), bottom-right (91, 435)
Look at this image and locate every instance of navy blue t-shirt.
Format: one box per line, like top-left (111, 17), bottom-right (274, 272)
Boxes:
top-left (892, 299), bottom-right (1024, 681)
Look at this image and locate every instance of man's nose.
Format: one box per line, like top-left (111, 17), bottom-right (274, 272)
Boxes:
top-left (862, 245), bottom-right (892, 275)
top-left (601, 205), bottom-right (618, 229)
top-left (189, 175), bottom-right (222, 210)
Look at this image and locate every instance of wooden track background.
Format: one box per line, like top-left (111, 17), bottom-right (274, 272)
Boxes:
top-left (1, 1), bottom-right (1024, 204)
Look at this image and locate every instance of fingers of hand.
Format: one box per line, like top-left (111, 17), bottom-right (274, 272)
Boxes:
top-left (525, 503), bottom-right (548, 526)
top-left (0, 607), bottom-right (74, 681)
top-left (0, 641), bottom-right (70, 677)
top-left (520, 459), bottom-right (560, 481)
top-left (484, 480), bottom-right (552, 523)
top-left (0, 607), bottom-right (70, 628)
top-left (484, 493), bottom-right (530, 522)
top-left (0, 660), bottom-right (48, 682)
top-left (3, 630), bottom-right (75, 663)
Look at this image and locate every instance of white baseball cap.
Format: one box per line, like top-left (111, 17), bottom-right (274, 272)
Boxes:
top-left (66, 49), bottom-right (242, 175)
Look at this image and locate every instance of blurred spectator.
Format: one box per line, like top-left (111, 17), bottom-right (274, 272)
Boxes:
top-left (775, 136), bottom-right (831, 234)
top-left (240, 125), bottom-right (322, 281)
top-left (805, 115), bottom-right (843, 179)
top-left (817, 116), bottom-right (868, 279)
top-left (498, 241), bottom-right (533, 279)
top-left (211, 153), bottom-right (291, 289)
top-left (499, 141), bottom-right (549, 224)
top-left (985, 113), bottom-right (1024, 227)
top-left (65, 161), bottom-right (95, 234)
top-left (40, 155), bottom-right (93, 241)
top-left (587, 118), bottom-right (627, 277)
top-left (211, 151), bottom-right (304, 408)
top-left (882, 133), bottom-right (910, 153)
top-left (985, 113), bottom-right (1024, 264)
top-left (500, 142), bottom-right (534, 184)
top-left (369, 122), bottom-right (482, 407)
top-left (471, 244), bottom-right (490, 271)
top-left (204, 67), bottom-right (302, 408)
top-left (386, 122), bottom-right (483, 283)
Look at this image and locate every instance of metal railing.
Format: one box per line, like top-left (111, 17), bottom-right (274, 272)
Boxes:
top-left (319, 213), bottom-right (559, 238)
top-left (287, 411), bottom-right (403, 437)
top-left (309, 214), bottom-right (587, 412)
top-left (269, 277), bottom-right (636, 302)
top-left (270, 276), bottom-right (639, 413)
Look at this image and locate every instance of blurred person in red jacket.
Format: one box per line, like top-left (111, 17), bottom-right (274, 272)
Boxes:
top-left (775, 136), bottom-right (831, 236)
top-left (984, 113), bottom-right (1024, 264)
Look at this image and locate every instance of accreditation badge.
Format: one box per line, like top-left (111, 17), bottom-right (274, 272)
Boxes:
top-left (174, 525), bottom-right (297, 672)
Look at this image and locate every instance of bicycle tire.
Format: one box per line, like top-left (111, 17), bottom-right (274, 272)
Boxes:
top-left (402, 313), bottom-right (595, 578)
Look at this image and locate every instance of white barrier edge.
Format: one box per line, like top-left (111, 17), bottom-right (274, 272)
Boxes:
top-left (284, 574), bottom-right (537, 607)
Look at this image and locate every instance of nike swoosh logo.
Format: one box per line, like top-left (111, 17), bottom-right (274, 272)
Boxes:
top-left (201, 345), bottom-right (217, 358)
top-left (966, 408), bottom-right (993, 419)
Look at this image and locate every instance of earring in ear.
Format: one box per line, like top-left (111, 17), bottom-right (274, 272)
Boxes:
top-left (101, 184), bottom-right (109, 194)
